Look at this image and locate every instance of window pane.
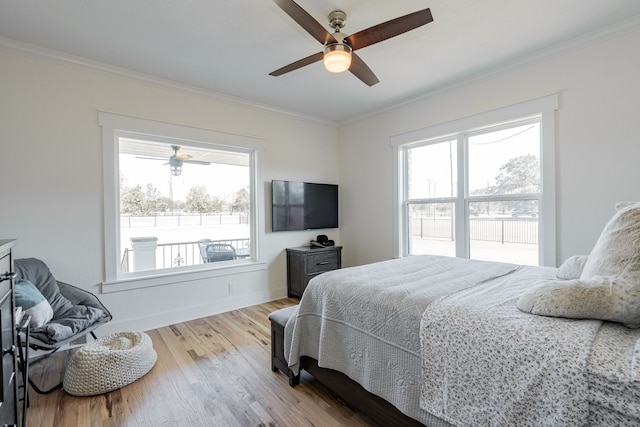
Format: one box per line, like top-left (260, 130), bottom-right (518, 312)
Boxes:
top-left (408, 203), bottom-right (455, 256)
top-left (118, 137), bottom-right (251, 273)
top-left (407, 140), bottom-right (457, 199)
top-left (468, 123), bottom-right (540, 196)
top-left (469, 200), bottom-right (538, 265)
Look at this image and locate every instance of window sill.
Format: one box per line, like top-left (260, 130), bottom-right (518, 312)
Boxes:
top-left (101, 260), bottom-right (267, 293)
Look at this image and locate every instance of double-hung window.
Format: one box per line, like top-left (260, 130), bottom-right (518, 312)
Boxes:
top-left (392, 95), bottom-right (558, 266)
top-left (99, 112), bottom-right (265, 291)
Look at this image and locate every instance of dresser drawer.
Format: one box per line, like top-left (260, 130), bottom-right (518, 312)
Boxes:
top-left (0, 239), bottom-right (17, 426)
top-left (0, 253), bottom-right (9, 275)
top-left (0, 290), bottom-right (13, 404)
top-left (307, 251), bottom-right (340, 274)
top-left (0, 253), bottom-right (10, 309)
top-left (286, 246), bottom-right (342, 298)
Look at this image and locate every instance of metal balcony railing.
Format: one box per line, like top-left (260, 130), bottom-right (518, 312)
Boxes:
top-left (121, 238), bottom-right (251, 273)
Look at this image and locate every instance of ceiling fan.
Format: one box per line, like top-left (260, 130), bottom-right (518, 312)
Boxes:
top-left (269, 0), bottom-right (433, 86)
top-left (138, 145), bottom-right (210, 176)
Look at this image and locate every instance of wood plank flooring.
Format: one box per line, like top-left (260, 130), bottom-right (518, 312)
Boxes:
top-left (24, 298), bottom-right (377, 427)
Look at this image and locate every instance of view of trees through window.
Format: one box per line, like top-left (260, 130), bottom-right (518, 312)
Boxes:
top-left (120, 182), bottom-right (249, 215)
top-left (118, 137), bottom-right (252, 274)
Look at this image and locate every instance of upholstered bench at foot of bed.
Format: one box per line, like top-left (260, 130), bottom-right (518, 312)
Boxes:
top-left (269, 305), bottom-right (300, 387)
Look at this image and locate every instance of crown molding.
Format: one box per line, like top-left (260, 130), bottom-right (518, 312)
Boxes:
top-left (2, 13), bottom-right (639, 128)
top-left (0, 36), bottom-right (337, 126)
top-left (342, 14), bottom-right (640, 125)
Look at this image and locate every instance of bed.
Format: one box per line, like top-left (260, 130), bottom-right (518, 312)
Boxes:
top-left (282, 202), bottom-right (640, 426)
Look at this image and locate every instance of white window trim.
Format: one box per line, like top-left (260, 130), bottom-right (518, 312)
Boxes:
top-left (99, 111), bottom-right (266, 292)
top-left (390, 94), bottom-right (558, 266)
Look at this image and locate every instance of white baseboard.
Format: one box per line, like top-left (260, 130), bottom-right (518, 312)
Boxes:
top-left (99, 286), bottom-right (288, 335)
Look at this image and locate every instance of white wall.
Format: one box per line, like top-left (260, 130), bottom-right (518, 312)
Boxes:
top-left (338, 24), bottom-right (640, 268)
top-left (3, 21), bottom-right (639, 333)
top-left (0, 49), bottom-right (340, 333)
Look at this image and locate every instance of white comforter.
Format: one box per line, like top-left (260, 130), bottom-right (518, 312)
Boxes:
top-left (285, 255), bottom-right (524, 424)
top-left (419, 264), bottom-right (601, 427)
top-left (283, 255), bottom-right (639, 426)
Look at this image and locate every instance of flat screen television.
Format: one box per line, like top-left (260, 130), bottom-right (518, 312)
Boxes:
top-left (271, 180), bottom-right (338, 231)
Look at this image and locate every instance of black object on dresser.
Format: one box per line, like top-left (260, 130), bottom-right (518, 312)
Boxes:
top-left (286, 246), bottom-right (342, 298)
top-left (0, 239), bottom-right (19, 427)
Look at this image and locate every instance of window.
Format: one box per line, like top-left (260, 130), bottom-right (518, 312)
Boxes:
top-left (391, 95), bottom-right (557, 266)
top-left (99, 112), bottom-right (265, 291)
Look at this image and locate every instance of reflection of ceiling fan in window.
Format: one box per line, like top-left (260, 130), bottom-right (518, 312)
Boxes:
top-left (137, 145), bottom-right (211, 176)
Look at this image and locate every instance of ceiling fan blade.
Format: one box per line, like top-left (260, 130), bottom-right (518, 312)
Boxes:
top-left (273, 0), bottom-right (337, 45)
top-left (349, 53), bottom-right (379, 87)
top-left (136, 156), bottom-right (165, 161)
top-left (269, 51), bottom-right (324, 76)
top-left (184, 159), bottom-right (211, 165)
top-left (345, 8), bottom-right (433, 51)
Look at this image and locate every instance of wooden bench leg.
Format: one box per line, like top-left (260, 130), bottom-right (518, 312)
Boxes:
top-left (269, 307), bottom-right (300, 387)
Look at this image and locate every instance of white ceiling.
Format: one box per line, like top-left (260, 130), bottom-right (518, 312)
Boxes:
top-left (2, 1), bottom-right (640, 123)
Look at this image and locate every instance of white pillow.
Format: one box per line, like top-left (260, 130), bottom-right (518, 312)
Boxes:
top-left (556, 255), bottom-right (589, 280)
top-left (518, 202), bottom-right (640, 328)
top-left (580, 201), bottom-right (640, 280)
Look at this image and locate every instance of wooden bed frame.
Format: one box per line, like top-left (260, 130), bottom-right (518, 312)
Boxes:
top-left (269, 306), bottom-right (425, 427)
top-left (300, 356), bottom-right (426, 427)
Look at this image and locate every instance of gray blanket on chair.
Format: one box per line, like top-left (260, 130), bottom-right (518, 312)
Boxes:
top-left (31, 305), bottom-right (106, 344)
top-left (15, 258), bottom-right (107, 345)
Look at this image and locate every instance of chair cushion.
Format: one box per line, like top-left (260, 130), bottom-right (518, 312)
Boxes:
top-left (268, 305), bottom-right (298, 327)
top-left (63, 331), bottom-right (157, 396)
top-left (14, 258), bottom-right (74, 317)
top-left (14, 258), bottom-right (110, 346)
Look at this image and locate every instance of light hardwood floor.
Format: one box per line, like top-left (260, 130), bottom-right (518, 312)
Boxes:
top-left (24, 298), bottom-right (377, 427)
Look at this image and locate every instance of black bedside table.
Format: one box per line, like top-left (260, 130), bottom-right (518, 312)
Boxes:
top-left (286, 246), bottom-right (342, 298)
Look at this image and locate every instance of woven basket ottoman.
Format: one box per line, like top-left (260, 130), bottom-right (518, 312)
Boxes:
top-left (63, 331), bottom-right (157, 396)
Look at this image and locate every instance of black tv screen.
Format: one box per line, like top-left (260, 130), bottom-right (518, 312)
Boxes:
top-left (272, 180), bottom-right (338, 231)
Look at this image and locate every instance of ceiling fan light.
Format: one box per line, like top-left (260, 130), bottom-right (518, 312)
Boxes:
top-left (323, 43), bottom-right (352, 73)
top-left (169, 156), bottom-right (183, 176)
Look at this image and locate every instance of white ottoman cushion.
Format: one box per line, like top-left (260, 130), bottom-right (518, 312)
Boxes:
top-left (63, 331), bottom-right (157, 396)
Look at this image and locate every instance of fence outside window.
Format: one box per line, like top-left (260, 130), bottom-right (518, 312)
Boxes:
top-left (411, 217), bottom-right (538, 245)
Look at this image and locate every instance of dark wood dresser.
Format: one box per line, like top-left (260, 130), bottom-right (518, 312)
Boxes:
top-left (0, 239), bottom-right (18, 426)
top-left (286, 245), bottom-right (342, 298)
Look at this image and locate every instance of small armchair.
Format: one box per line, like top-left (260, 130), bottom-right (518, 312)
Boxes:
top-left (205, 244), bottom-right (236, 262)
top-left (197, 239), bottom-right (212, 263)
top-left (14, 258), bottom-right (112, 394)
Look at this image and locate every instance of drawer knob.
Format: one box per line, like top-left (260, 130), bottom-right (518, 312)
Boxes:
top-left (316, 261), bottom-right (329, 266)
top-left (0, 271), bottom-right (16, 283)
